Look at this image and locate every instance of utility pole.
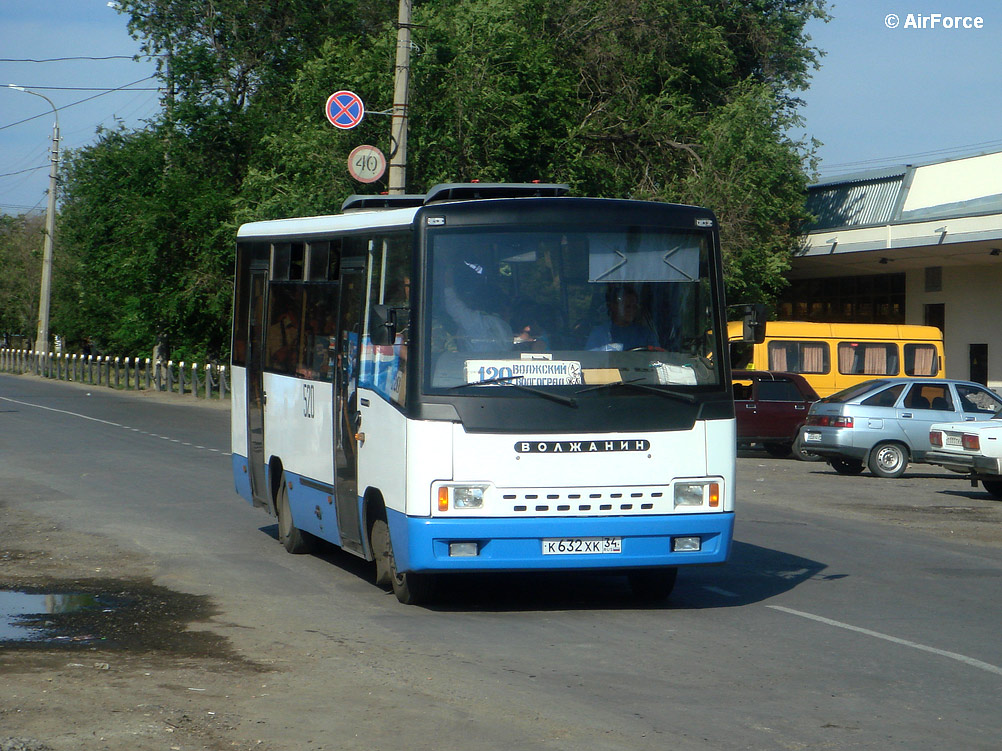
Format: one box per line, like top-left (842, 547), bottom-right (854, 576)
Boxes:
top-left (388, 0), bottom-right (412, 194)
top-left (7, 85), bottom-right (59, 359)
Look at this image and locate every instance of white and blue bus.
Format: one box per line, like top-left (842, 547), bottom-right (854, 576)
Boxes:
top-left (230, 183), bottom-right (739, 603)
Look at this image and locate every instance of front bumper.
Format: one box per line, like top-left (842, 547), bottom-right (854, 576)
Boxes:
top-left (387, 509), bottom-right (734, 573)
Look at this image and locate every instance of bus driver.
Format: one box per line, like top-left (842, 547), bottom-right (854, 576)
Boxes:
top-left (587, 286), bottom-right (658, 351)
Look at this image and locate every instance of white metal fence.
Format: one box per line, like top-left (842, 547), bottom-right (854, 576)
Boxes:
top-left (0, 349), bottom-right (228, 400)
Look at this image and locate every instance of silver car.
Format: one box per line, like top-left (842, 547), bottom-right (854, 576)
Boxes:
top-left (798, 378), bottom-right (1002, 478)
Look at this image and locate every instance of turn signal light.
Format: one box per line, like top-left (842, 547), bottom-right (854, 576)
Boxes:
top-left (708, 482), bottom-right (720, 508)
top-left (962, 434), bottom-right (981, 451)
top-left (438, 486), bottom-right (449, 512)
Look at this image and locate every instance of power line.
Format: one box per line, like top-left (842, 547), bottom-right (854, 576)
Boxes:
top-left (0, 55), bottom-right (156, 62)
top-left (0, 75), bottom-right (160, 132)
top-left (7, 85), bottom-right (160, 91)
top-left (0, 203), bottom-right (45, 213)
top-left (820, 138), bottom-right (1002, 173)
top-left (0, 165), bottom-right (48, 178)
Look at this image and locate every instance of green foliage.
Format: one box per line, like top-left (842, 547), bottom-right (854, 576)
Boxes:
top-left (56, 124), bottom-right (234, 360)
top-left (0, 214), bottom-right (43, 342)
top-left (25, 0), bottom-right (828, 359)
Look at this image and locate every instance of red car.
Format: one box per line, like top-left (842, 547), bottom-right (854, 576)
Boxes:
top-left (733, 370), bottom-right (821, 460)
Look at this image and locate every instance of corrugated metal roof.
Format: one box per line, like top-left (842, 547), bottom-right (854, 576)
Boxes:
top-left (805, 174), bottom-right (906, 231)
top-left (811, 166), bottom-right (908, 189)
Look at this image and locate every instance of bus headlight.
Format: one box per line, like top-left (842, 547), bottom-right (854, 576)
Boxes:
top-left (674, 481), bottom-right (720, 509)
top-left (452, 485), bottom-right (486, 510)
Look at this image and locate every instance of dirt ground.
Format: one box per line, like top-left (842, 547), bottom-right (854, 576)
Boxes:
top-left (0, 504), bottom-right (267, 751)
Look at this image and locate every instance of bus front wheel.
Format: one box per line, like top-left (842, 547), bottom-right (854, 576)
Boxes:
top-left (370, 518), bottom-right (435, 605)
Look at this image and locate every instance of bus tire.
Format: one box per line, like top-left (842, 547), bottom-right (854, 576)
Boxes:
top-left (277, 472), bottom-right (316, 554)
top-left (829, 456), bottom-right (864, 476)
top-left (867, 442), bottom-right (908, 479)
top-left (370, 518), bottom-right (435, 605)
top-left (982, 479), bottom-right (1002, 500)
top-left (628, 567), bottom-right (678, 601)
top-left (370, 517), bottom-right (393, 588)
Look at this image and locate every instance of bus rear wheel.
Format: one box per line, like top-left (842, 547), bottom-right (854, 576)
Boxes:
top-left (627, 567), bottom-right (678, 601)
top-left (276, 472), bottom-right (316, 554)
top-left (370, 518), bottom-right (435, 605)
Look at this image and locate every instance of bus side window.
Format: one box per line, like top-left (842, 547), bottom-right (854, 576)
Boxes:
top-left (730, 342), bottom-right (753, 370)
top-left (904, 343), bottom-right (938, 376)
top-left (767, 341), bottom-right (828, 374)
top-left (837, 342), bottom-right (897, 375)
top-left (361, 233), bottom-right (412, 405)
top-left (265, 283), bottom-right (304, 374)
top-left (301, 285), bottom-right (339, 382)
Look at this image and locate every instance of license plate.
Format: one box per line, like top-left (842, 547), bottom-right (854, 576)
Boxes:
top-left (805, 431), bottom-right (822, 442)
top-left (542, 537), bottom-right (622, 555)
top-left (946, 434), bottom-right (962, 446)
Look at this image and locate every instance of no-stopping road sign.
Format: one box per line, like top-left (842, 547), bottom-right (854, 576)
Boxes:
top-left (325, 90), bottom-right (365, 129)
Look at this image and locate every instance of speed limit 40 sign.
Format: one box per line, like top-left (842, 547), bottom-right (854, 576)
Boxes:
top-left (347, 145), bottom-right (387, 184)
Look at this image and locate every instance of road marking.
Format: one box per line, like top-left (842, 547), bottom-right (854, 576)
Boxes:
top-left (703, 586), bottom-right (739, 598)
top-left (1, 396), bottom-right (125, 427)
top-left (0, 395), bottom-right (230, 456)
top-left (768, 605), bottom-right (1002, 676)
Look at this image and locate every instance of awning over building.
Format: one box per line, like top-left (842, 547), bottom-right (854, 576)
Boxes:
top-left (795, 150), bottom-right (1002, 279)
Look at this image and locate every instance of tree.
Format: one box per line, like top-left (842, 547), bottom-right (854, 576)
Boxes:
top-left (55, 124), bottom-right (234, 360)
top-left (0, 213), bottom-right (43, 346)
top-left (51, 0), bottom-right (828, 359)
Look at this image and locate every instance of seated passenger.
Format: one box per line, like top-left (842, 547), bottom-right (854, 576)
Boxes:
top-left (442, 265), bottom-right (513, 352)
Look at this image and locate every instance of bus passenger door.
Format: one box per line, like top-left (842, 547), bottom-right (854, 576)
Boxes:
top-left (246, 268), bottom-right (269, 508)
top-left (334, 265), bottom-right (365, 554)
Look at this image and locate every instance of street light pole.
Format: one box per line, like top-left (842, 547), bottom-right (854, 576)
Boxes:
top-left (8, 84), bottom-right (59, 358)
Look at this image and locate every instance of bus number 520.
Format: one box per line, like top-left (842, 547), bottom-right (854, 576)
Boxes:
top-left (303, 384), bottom-right (315, 419)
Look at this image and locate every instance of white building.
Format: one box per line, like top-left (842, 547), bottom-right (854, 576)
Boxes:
top-left (786, 149), bottom-right (1002, 390)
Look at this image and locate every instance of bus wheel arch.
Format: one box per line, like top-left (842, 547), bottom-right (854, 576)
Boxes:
top-left (267, 456), bottom-right (284, 517)
top-left (366, 498), bottom-right (435, 605)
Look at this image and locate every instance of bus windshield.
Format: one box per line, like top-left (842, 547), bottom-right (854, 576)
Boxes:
top-left (424, 224), bottom-right (721, 393)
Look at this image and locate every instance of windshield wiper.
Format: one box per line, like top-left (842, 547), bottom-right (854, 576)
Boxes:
top-left (575, 378), bottom-right (696, 403)
top-left (449, 375), bottom-right (577, 407)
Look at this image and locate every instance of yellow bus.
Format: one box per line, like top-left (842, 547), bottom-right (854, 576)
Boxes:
top-left (727, 321), bottom-right (945, 397)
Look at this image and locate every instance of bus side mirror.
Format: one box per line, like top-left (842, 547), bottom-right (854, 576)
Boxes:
top-left (370, 305), bottom-right (410, 346)
top-left (741, 304), bottom-right (767, 344)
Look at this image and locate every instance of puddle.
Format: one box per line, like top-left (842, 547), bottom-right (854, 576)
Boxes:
top-left (0, 581), bottom-right (239, 661)
top-left (0, 590), bottom-right (123, 644)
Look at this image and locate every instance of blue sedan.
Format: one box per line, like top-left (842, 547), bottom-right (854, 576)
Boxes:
top-left (797, 377), bottom-right (1002, 478)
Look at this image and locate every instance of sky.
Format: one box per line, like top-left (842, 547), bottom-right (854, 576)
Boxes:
top-left (0, 1), bottom-right (159, 215)
top-left (1, 0), bottom-right (1001, 214)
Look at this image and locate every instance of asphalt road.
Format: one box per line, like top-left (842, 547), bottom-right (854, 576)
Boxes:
top-left (2, 372), bottom-right (1001, 750)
